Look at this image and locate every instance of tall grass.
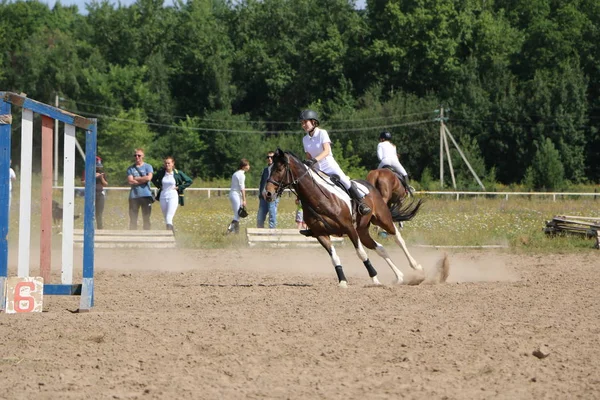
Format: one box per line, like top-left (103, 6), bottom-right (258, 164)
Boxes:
top-left (8, 184), bottom-right (600, 252)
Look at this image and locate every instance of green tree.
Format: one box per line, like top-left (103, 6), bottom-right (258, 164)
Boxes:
top-left (529, 137), bottom-right (565, 191)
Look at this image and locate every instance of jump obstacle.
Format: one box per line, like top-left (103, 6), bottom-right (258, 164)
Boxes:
top-left (544, 215), bottom-right (600, 249)
top-left (73, 229), bottom-right (176, 249)
top-left (246, 228), bottom-right (344, 248)
top-left (0, 92), bottom-right (98, 312)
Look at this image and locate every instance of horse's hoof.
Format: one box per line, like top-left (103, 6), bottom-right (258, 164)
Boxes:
top-left (338, 281), bottom-right (348, 289)
top-left (299, 229), bottom-right (313, 237)
top-left (372, 276), bottom-right (382, 285)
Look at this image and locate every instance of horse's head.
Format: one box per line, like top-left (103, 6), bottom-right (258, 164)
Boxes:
top-left (264, 148), bottom-right (305, 202)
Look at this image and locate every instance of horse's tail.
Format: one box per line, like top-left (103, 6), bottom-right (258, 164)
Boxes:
top-left (389, 197), bottom-right (424, 222)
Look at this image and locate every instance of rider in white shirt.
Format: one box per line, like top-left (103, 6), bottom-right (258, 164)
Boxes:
top-left (300, 109), bottom-right (371, 215)
top-left (377, 131), bottom-right (414, 194)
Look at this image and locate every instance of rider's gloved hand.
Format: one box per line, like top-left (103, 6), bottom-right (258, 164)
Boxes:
top-left (303, 159), bottom-right (317, 167)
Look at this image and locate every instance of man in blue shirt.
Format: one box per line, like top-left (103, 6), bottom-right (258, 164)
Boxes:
top-left (127, 148), bottom-right (154, 230)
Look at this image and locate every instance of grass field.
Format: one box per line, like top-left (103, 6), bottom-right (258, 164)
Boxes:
top-left (7, 188), bottom-right (600, 251)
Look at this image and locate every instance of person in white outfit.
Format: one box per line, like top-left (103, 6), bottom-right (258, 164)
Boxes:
top-left (300, 109), bottom-right (371, 216)
top-left (9, 160), bottom-right (16, 212)
top-left (151, 156), bottom-right (193, 232)
top-left (227, 158), bottom-right (250, 234)
top-left (377, 131), bottom-right (413, 193)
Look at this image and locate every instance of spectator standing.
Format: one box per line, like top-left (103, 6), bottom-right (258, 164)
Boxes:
top-left (295, 198), bottom-right (307, 230)
top-left (127, 148), bottom-right (154, 230)
top-left (9, 159), bottom-right (16, 212)
top-left (151, 156), bottom-right (193, 232)
top-left (227, 158), bottom-right (250, 234)
top-left (257, 151), bottom-right (279, 228)
top-left (82, 156), bottom-right (108, 229)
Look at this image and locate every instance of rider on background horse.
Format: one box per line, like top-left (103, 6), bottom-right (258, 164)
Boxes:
top-left (299, 109), bottom-right (371, 215)
top-left (377, 130), bottom-right (414, 194)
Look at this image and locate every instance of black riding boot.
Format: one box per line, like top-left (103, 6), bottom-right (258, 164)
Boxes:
top-left (403, 174), bottom-right (415, 195)
top-left (227, 220), bottom-right (239, 234)
top-left (349, 182), bottom-right (371, 215)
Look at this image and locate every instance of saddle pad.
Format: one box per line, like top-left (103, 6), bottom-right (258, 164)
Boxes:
top-left (307, 170), bottom-right (369, 211)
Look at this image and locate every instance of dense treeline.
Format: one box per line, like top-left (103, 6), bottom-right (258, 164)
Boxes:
top-left (1, 0), bottom-right (599, 190)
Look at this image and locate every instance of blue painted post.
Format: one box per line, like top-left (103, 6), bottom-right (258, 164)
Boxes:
top-left (80, 122), bottom-right (97, 310)
top-left (0, 95), bottom-right (11, 310)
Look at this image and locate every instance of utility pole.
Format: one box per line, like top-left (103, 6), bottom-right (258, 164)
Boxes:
top-left (436, 107), bottom-right (455, 189)
top-left (435, 106), bottom-right (485, 191)
top-left (439, 107), bottom-right (444, 187)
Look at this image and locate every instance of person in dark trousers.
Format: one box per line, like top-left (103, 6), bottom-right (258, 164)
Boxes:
top-left (82, 156), bottom-right (108, 229)
top-left (127, 148), bottom-right (154, 230)
top-left (256, 151), bottom-right (279, 228)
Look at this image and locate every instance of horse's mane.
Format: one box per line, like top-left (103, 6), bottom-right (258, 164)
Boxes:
top-left (282, 150), bottom-right (301, 161)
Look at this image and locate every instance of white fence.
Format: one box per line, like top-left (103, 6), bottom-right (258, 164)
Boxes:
top-left (60, 187), bottom-right (600, 201)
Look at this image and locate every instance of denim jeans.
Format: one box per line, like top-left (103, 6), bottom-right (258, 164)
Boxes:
top-left (256, 196), bottom-right (279, 228)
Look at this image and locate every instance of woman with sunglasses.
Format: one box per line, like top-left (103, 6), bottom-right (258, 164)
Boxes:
top-left (126, 148), bottom-right (154, 230)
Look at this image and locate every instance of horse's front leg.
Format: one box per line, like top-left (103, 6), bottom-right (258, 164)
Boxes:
top-left (347, 229), bottom-right (382, 286)
top-left (316, 235), bottom-right (350, 288)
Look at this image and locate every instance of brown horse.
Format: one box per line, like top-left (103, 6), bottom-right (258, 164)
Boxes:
top-left (264, 149), bottom-right (424, 287)
top-left (367, 168), bottom-right (420, 227)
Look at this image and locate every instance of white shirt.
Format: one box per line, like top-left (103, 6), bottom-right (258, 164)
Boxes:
top-left (303, 128), bottom-right (337, 171)
top-left (230, 170), bottom-right (246, 192)
top-left (161, 172), bottom-right (177, 197)
top-left (302, 127), bottom-right (351, 186)
top-left (377, 141), bottom-right (398, 162)
top-left (377, 141), bottom-right (408, 176)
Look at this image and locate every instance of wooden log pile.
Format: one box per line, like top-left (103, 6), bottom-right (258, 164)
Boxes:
top-left (544, 216), bottom-right (600, 249)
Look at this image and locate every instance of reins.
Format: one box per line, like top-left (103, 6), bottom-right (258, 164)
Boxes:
top-left (267, 153), bottom-right (312, 198)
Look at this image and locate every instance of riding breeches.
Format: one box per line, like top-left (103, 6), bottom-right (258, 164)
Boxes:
top-left (378, 158), bottom-right (408, 176)
top-left (229, 190), bottom-right (242, 221)
top-left (160, 189), bottom-right (179, 225)
top-left (319, 159), bottom-right (351, 189)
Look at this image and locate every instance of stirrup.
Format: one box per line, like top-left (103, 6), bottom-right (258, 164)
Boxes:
top-left (358, 202), bottom-right (371, 215)
top-left (299, 229), bottom-right (313, 237)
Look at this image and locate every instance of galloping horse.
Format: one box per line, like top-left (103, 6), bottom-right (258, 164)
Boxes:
top-left (264, 149), bottom-right (424, 287)
top-left (367, 168), bottom-right (407, 208)
top-left (367, 168), bottom-right (419, 227)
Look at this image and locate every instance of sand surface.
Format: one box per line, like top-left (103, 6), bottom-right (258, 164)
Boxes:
top-left (1, 246), bottom-right (599, 399)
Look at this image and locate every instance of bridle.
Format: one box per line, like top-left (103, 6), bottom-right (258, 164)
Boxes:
top-left (267, 153), bottom-right (311, 198)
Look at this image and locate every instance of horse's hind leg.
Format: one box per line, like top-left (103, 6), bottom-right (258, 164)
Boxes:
top-left (316, 236), bottom-right (349, 288)
top-left (392, 226), bottom-right (423, 272)
top-left (358, 228), bottom-right (405, 284)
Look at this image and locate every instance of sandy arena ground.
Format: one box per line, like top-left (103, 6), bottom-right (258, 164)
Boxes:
top-left (1, 245), bottom-right (599, 399)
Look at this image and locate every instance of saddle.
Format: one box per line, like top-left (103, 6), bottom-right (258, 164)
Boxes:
top-left (382, 165), bottom-right (413, 195)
